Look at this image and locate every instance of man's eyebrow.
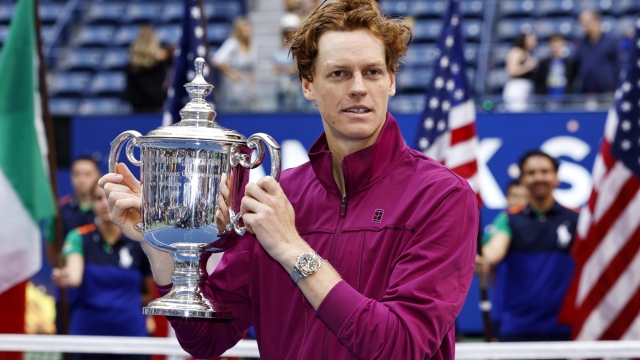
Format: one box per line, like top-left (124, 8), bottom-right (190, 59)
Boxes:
top-left (322, 61), bottom-right (386, 69)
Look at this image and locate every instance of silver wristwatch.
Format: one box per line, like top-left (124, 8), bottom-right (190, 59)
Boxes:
top-left (291, 252), bottom-right (322, 284)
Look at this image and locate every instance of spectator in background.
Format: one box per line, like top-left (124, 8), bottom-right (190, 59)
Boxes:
top-left (534, 34), bottom-right (576, 109)
top-left (503, 32), bottom-right (538, 112)
top-left (272, 13), bottom-right (306, 111)
top-left (213, 16), bottom-right (258, 112)
top-left (52, 182), bottom-right (154, 360)
top-left (47, 156), bottom-right (100, 335)
top-left (125, 25), bottom-right (173, 113)
top-left (475, 180), bottom-right (529, 339)
top-left (482, 151), bottom-right (577, 342)
top-left (575, 10), bottom-right (619, 94)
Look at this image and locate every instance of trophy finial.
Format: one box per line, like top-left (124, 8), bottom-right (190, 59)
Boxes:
top-left (178, 57), bottom-right (216, 123)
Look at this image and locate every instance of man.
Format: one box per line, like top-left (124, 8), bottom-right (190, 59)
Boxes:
top-left (575, 9), bottom-right (620, 94)
top-left (534, 34), bottom-right (576, 107)
top-left (100, 0), bottom-right (479, 358)
top-left (482, 150), bottom-right (577, 342)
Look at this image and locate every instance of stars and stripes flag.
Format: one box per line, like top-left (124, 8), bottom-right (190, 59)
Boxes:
top-left (413, 0), bottom-right (479, 194)
top-left (558, 16), bottom-right (640, 340)
top-left (162, 0), bottom-right (213, 126)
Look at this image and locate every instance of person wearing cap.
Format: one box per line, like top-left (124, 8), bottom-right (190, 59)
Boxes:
top-left (99, 0), bottom-right (478, 358)
top-left (272, 13), bottom-right (307, 111)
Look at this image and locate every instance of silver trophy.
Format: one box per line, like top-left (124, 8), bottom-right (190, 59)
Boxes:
top-left (108, 58), bottom-right (281, 319)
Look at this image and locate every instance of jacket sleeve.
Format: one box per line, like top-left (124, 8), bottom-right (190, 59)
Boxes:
top-left (157, 232), bottom-right (255, 359)
top-left (316, 186), bottom-right (478, 359)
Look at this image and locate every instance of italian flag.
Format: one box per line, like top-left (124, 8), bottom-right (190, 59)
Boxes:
top-left (0, 0), bottom-right (56, 332)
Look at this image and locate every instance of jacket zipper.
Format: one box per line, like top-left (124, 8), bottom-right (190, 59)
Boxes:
top-left (322, 193), bottom-right (347, 360)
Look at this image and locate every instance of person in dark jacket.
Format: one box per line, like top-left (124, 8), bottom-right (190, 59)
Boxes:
top-left (124, 25), bottom-right (172, 113)
top-left (534, 34), bottom-right (577, 107)
top-left (574, 9), bottom-right (620, 94)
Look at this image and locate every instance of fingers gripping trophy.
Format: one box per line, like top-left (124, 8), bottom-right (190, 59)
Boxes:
top-left (108, 58), bottom-right (281, 319)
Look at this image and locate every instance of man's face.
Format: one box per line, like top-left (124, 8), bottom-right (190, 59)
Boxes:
top-left (301, 29), bottom-right (396, 148)
top-left (520, 156), bottom-right (559, 201)
top-left (580, 13), bottom-right (600, 36)
top-left (549, 37), bottom-right (565, 57)
top-left (506, 184), bottom-right (529, 209)
top-left (71, 160), bottom-right (100, 196)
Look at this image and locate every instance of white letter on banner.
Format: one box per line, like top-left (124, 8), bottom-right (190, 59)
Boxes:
top-left (541, 136), bottom-right (593, 208)
top-left (479, 138), bottom-right (507, 209)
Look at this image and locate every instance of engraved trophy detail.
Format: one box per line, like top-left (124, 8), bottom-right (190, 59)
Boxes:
top-left (108, 58), bottom-right (281, 319)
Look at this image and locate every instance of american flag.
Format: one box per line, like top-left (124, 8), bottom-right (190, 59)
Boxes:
top-left (162, 0), bottom-right (213, 126)
top-left (558, 16), bottom-right (640, 340)
top-left (413, 0), bottom-right (479, 194)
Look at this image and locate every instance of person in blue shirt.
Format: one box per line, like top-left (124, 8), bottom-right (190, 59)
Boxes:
top-left (52, 182), bottom-right (154, 360)
top-left (482, 150), bottom-right (578, 342)
top-left (575, 9), bottom-right (620, 94)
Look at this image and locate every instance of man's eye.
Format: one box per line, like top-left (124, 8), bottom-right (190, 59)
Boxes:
top-left (331, 71), bottom-right (344, 77)
top-left (368, 69), bottom-right (380, 75)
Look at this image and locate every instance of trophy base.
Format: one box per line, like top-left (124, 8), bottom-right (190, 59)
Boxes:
top-left (144, 296), bottom-right (232, 320)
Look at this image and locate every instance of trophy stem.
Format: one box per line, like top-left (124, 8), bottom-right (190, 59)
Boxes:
top-left (143, 243), bottom-right (232, 320)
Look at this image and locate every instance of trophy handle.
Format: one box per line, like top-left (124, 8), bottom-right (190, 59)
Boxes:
top-left (227, 134), bottom-right (281, 236)
top-left (109, 130), bottom-right (143, 174)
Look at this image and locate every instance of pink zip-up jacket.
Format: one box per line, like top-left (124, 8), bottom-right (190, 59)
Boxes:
top-left (159, 113), bottom-right (479, 360)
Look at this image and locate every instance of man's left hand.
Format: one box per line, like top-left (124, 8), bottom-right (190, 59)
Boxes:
top-left (240, 176), bottom-right (309, 268)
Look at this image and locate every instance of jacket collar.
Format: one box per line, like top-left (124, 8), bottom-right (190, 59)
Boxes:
top-left (522, 200), bottom-right (563, 217)
top-left (308, 112), bottom-right (408, 195)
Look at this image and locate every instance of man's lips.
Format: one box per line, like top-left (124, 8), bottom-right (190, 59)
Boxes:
top-left (343, 105), bottom-right (371, 114)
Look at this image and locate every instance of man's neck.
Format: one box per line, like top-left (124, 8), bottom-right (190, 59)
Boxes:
top-left (588, 30), bottom-right (602, 43)
top-left (529, 196), bottom-right (555, 213)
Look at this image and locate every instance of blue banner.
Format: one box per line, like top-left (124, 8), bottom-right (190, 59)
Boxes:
top-left (68, 110), bottom-right (607, 333)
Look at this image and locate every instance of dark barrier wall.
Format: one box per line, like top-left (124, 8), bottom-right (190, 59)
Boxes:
top-left (65, 110), bottom-right (607, 334)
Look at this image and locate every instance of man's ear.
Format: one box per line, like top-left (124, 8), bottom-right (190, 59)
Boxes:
top-left (301, 77), bottom-right (316, 101)
top-left (388, 71), bottom-right (396, 97)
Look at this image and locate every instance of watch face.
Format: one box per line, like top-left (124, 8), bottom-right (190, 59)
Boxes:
top-left (298, 253), bottom-right (321, 275)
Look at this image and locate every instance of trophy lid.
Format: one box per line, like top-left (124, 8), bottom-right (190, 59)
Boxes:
top-left (144, 58), bottom-right (246, 142)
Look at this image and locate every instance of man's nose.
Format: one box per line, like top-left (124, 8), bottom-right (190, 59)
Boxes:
top-left (349, 73), bottom-right (367, 98)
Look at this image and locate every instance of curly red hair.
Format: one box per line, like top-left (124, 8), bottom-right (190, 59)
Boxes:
top-left (288, 0), bottom-right (412, 82)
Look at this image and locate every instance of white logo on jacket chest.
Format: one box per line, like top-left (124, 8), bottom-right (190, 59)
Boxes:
top-left (557, 223), bottom-right (572, 248)
top-left (119, 247), bottom-right (133, 268)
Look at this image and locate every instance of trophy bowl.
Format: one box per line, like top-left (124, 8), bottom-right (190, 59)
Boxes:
top-left (108, 58), bottom-right (281, 319)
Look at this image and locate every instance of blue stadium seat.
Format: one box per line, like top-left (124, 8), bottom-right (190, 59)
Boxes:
top-left (388, 94), bottom-right (425, 114)
top-left (156, 24), bottom-right (181, 46)
top-left (464, 43), bottom-right (479, 67)
top-left (84, 3), bottom-right (124, 25)
top-left (613, 16), bottom-right (636, 37)
top-left (615, 0), bottom-right (640, 16)
top-left (57, 49), bottom-right (103, 72)
top-left (411, 1), bottom-right (446, 18)
top-left (0, 4), bottom-right (12, 25)
top-left (462, 19), bottom-right (482, 42)
top-left (537, 0), bottom-right (575, 17)
top-left (49, 72), bottom-right (92, 97)
top-left (208, 24), bottom-right (230, 45)
top-left (491, 42), bottom-right (512, 66)
top-left (112, 25), bottom-right (139, 47)
top-left (466, 67), bottom-right (476, 85)
top-left (78, 98), bottom-right (131, 115)
top-left (412, 20), bottom-right (442, 42)
top-left (49, 98), bottom-right (79, 116)
top-left (74, 26), bottom-right (115, 47)
top-left (123, 3), bottom-right (161, 24)
top-left (396, 66), bottom-right (432, 91)
top-left (102, 48), bottom-right (130, 70)
top-left (600, 16), bottom-right (618, 36)
top-left (404, 44), bottom-right (440, 67)
top-left (496, 18), bottom-right (534, 41)
top-left (500, 0), bottom-right (536, 18)
top-left (39, 3), bottom-right (63, 25)
top-left (536, 18), bottom-right (577, 40)
top-left (88, 71), bottom-right (126, 96)
top-left (205, 2), bottom-right (241, 22)
top-left (461, 0), bottom-right (484, 18)
top-left (487, 67), bottom-right (508, 94)
top-left (161, 3), bottom-right (183, 24)
top-left (380, 1), bottom-right (411, 16)
top-left (574, 0), bottom-right (616, 16)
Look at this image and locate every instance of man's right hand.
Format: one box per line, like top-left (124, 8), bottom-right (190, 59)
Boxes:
top-left (98, 163), bottom-right (144, 242)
